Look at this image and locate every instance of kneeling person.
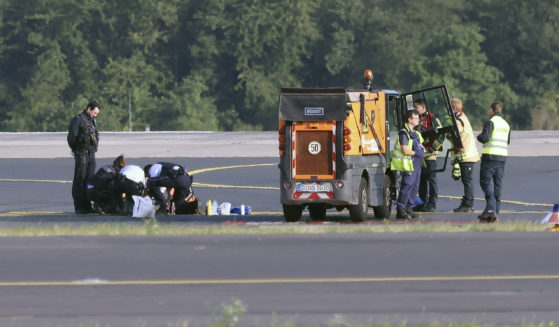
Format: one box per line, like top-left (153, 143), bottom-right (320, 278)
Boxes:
top-left (144, 162), bottom-right (198, 214)
top-left (87, 155), bottom-right (126, 214)
top-left (116, 164), bottom-right (146, 215)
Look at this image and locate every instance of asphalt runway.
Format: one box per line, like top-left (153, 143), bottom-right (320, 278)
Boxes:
top-left (1, 132), bottom-right (559, 326)
top-left (0, 156), bottom-right (556, 223)
top-left (1, 233), bottom-right (559, 326)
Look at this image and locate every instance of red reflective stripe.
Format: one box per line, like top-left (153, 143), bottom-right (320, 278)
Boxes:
top-left (332, 125), bottom-right (336, 179)
top-left (291, 124), bottom-right (296, 178)
top-left (292, 192), bottom-right (335, 200)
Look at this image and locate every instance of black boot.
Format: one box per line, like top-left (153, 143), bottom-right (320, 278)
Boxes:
top-left (406, 208), bottom-right (418, 219)
top-left (453, 205), bottom-right (474, 212)
top-left (477, 211), bottom-right (498, 223)
top-left (396, 208), bottom-right (411, 219)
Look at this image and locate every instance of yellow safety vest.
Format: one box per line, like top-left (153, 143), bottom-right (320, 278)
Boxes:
top-left (455, 111), bottom-right (480, 163)
top-left (391, 125), bottom-right (424, 172)
top-left (482, 115), bottom-right (510, 157)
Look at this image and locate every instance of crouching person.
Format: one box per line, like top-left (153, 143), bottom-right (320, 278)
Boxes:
top-left (87, 155), bottom-right (126, 214)
top-left (144, 162), bottom-right (199, 215)
top-left (115, 164), bottom-right (146, 215)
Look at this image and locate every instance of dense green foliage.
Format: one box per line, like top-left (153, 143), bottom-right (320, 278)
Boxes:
top-left (1, 0), bottom-right (558, 131)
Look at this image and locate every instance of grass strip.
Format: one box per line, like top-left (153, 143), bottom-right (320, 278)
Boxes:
top-left (0, 220), bottom-right (552, 236)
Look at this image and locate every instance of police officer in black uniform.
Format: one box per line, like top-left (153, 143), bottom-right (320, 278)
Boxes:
top-left (67, 101), bottom-right (100, 214)
top-left (144, 162), bottom-right (197, 214)
top-left (87, 155), bottom-right (126, 214)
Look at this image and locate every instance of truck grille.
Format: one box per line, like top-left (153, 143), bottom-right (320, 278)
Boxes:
top-left (294, 131), bottom-right (333, 176)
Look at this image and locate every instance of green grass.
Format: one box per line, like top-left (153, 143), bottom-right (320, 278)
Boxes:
top-left (73, 297), bottom-right (558, 327)
top-left (0, 219), bottom-right (552, 236)
top-left (74, 320), bottom-right (558, 327)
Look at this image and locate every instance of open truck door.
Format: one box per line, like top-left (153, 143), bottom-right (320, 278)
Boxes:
top-left (397, 85), bottom-right (463, 172)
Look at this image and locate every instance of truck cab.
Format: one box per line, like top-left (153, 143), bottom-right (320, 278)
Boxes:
top-left (278, 70), bottom-right (461, 222)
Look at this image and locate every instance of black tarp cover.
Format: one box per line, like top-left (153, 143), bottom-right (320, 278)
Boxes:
top-left (279, 88), bottom-right (347, 122)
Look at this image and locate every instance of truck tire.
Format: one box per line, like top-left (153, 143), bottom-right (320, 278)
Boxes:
top-left (283, 204), bottom-right (303, 222)
top-left (373, 206), bottom-right (391, 219)
top-left (349, 177), bottom-right (369, 222)
top-left (309, 205), bottom-right (327, 220)
top-left (373, 175), bottom-right (392, 219)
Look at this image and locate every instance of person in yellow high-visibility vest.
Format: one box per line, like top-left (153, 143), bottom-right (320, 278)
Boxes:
top-left (450, 98), bottom-right (480, 213)
top-left (391, 110), bottom-right (425, 219)
top-left (476, 102), bottom-right (511, 223)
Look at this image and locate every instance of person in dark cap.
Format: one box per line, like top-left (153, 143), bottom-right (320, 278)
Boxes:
top-left (87, 155), bottom-right (127, 214)
top-left (144, 162), bottom-right (198, 214)
top-left (67, 101), bottom-right (100, 214)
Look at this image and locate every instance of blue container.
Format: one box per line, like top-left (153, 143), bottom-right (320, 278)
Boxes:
top-left (230, 205), bottom-right (252, 215)
top-left (412, 196), bottom-right (423, 207)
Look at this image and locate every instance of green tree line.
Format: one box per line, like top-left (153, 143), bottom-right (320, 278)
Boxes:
top-left (1, 0), bottom-right (558, 131)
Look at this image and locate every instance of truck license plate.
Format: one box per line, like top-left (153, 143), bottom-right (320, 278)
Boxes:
top-left (296, 183), bottom-right (333, 192)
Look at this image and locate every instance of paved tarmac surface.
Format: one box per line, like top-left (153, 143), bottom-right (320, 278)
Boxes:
top-left (0, 132), bottom-right (558, 326)
top-left (1, 233), bottom-right (559, 327)
top-left (0, 155), bottom-right (556, 221)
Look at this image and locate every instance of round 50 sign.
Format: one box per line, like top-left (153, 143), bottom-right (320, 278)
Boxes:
top-left (308, 141), bottom-right (322, 155)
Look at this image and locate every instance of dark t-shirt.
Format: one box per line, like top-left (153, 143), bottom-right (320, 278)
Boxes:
top-left (399, 130), bottom-right (410, 148)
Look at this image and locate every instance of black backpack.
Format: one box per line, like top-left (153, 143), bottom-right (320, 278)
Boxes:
top-left (159, 162), bottom-right (186, 178)
top-left (91, 165), bottom-right (117, 188)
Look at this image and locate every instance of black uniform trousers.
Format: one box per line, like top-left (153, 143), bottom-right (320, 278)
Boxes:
top-left (72, 151), bottom-right (96, 212)
top-left (87, 181), bottom-right (119, 214)
top-left (459, 162), bottom-right (475, 208)
top-left (479, 158), bottom-right (505, 214)
top-left (419, 159), bottom-right (438, 209)
top-left (148, 174), bottom-right (192, 208)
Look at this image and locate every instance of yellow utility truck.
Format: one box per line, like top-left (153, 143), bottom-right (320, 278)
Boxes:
top-left (278, 70), bottom-right (462, 222)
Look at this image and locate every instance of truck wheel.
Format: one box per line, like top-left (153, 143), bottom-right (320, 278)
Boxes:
top-left (349, 177), bottom-right (369, 222)
top-left (373, 175), bottom-right (392, 219)
top-left (309, 205), bottom-right (326, 220)
top-left (373, 206), bottom-right (391, 219)
top-left (283, 204), bottom-right (303, 222)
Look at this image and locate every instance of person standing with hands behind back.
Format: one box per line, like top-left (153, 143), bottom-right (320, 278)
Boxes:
top-left (391, 110), bottom-right (425, 219)
top-left (476, 102), bottom-right (510, 223)
top-left (67, 101), bottom-right (100, 214)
